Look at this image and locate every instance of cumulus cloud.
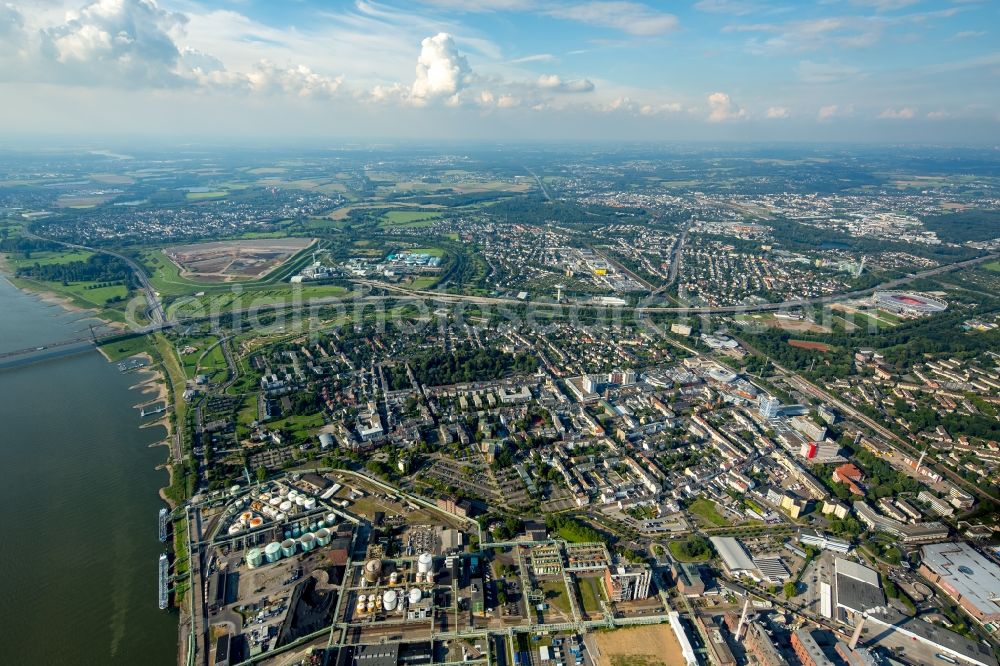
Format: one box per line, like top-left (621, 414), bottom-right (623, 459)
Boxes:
top-left (36, 0), bottom-right (189, 86)
top-left (706, 91), bottom-right (746, 122)
top-left (765, 106), bottom-right (789, 119)
top-left (877, 106), bottom-right (916, 119)
top-left (926, 110), bottom-right (950, 120)
top-left (536, 74), bottom-right (594, 93)
top-left (410, 32), bottom-right (472, 105)
top-left (0, 0), bottom-right (346, 98)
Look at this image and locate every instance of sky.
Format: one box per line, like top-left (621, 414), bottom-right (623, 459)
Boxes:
top-left (0, 0), bottom-right (998, 143)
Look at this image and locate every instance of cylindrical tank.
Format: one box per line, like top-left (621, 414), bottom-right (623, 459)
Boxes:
top-left (295, 496), bottom-right (306, 507)
top-left (279, 486), bottom-right (289, 496)
top-left (417, 552), bottom-right (433, 574)
top-left (408, 588), bottom-right (422, 605)
top-left (299, 532), bottom-right (316, 552)
top-left (240, 511), bottom-right (253, 524)
top-left (383, 589), bottom-right (398, 611)
top-left (259, 492), bottom-right (271, 502)
top-left (326, 512), bottom-right (337, 525)
top-left (415, 571), bottom-right (424, 584)
top-left (228, 523), bottom-right (242, 535)
top-left (262, 506), bottom-right (277, 519)
top-left (367, 600), bottom-right (375, 612)
top-left (279, 500), bottom-right (293, 513)
top-left (275, 512), bottom-right (286, 522)
top-left (389, 571), bottom-right (399, 585)
top-left (247, 547), bottom-right (264, 568)
top-left (288, 490), bottom-right (299, 500)
top-left (269, 496), bottom-right (282, 507)
top-left (249, 517), bottom-right (264, 529)
top-left (355, 601), bottom-right (365, 615)
top-left (426, 571), bottom-right (435, 585)
top-left (292, 526), bottom-right (301, 537)
top-left (281, 539), bottom-right (297, 558)
top-left (265, 542), bottom-right (282, 563)
top-left (304, 497), bottom-right (317, 511)
top-left (363, 559), bottom-right (382, 584)
top-left (284, 530), bottom-right (292, 539)
top-left (230, 484), bottom-right (241, 496)
top-left (315, 527), bottom-right (331, 546)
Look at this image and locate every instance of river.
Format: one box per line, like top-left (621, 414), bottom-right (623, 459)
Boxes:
top-left (0, 276), bottom-right (177, 664)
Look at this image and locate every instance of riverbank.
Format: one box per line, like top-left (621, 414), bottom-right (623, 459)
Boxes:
top-left (1, 264), bottom-right (177, 509)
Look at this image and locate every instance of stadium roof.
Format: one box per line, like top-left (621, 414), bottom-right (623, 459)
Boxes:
top-left (710, 536), bottom-right (756, 573)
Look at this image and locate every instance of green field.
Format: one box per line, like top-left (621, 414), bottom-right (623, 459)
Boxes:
top-left (540, 580), bottom-right (571, 615)
top-left (185, 190), bottom-right (228, 200)
top-left (98, 334), bottom-right (154, 362)
top-left (667, 540), bottom-right (712, 562)
top-left (982, 261), bottom-right (1000, 273)
top-left (687, 497), bottom-right (730, 527)
top-left (379, 210), bottom-right (443, 227)
top-left (576, 576), bottom-right (605, 615)
top-left (177, 335), bottom-right (228, 382)
top-left (408, 276), bottom-right (438, 290)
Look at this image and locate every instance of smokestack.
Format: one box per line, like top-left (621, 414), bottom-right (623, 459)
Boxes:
top-left (849, 614), bottom-right (866, 650)
top-left (735, 598), bottom-right (750, 640)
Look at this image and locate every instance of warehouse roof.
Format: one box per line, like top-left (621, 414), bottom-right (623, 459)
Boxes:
top-left (710, 536), bottom-right (756, 573)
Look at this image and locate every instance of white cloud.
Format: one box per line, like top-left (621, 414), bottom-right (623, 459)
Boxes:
top-left (497, 94), bottom-right (521, 108)
top-left (536, 74), bottom-right (595, 93)
top-left (765, 106), bottom-right (789, 118)
top-left (706, 91), bottom-right (746, 122)
top-left (850, 0), bottom-right (919, 11)
top-left (410, 32), bottom-right (472, 104)
top-left (877, 106), bottom-right (916, 119)
top-left (547, 2), bottom-right (679, 37)
top-left (926, 110), bottom-right (950, 120)
top-left (817, 104), bottom-right (839, 121)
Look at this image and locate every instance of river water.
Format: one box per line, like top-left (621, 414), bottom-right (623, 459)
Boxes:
top-left (0, 276), bottom-right (177, 664)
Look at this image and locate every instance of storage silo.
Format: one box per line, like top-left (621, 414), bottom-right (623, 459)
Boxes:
top-left (265, 542), bottom-right (282, 563)
top-left (383, 590), bottom-right (397, 611)
top-left (417, 552), bottom-right (433, 574)
top-left (363, 559), bottom-right (382, 584)
top-left (299, 532), bottom-right (316, 552)
top-left (389, 571), bottom-right (399, 586)
top-left (247, 548), bottom-right (264, 568)
top-left (315, 528), bottom-right (331, 547)
top-left (281, 539), bottom-right (297, 558)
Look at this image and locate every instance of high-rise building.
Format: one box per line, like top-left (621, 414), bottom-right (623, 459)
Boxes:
top-left (758, 395), bottom-right (780, 419)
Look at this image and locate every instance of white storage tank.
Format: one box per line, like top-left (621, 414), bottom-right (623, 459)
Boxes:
top-left (249, 517), bottom-right (264, 530)
top-left (304, 497), bottom-right (317, 511)
top-left (265, 542), bottom-right (282, 563)
top-left (389, 571), bottom-right (399, 585)
top-left (408, 588), bottom-right (422, 605)
top-left (326, 512), bottom-right (337, 525)
top-left (269, 496), bottom-right (282, 507)
top-left (315, 527), bottom-right (331, 547)
top-left (299, 532), bottom-right (316, 552)
top-left (426, 571), bottom-right (435, 585)
top-left (279, 486), bottom-right (290, 496)
top-left (279, 500), bottom-right (293, 513)
top-left (247, 548), bottom-right (264, 568)
top-left (228, 523), bottom-right (242, 536)
top-left (417, 552), bottom-right (433, 574)
top-left (295, 496), bottom-right (306, 507)
top-left (281, 539), bottom-right (297, 558)
top-left (383, 590), bottom-right (398, 611)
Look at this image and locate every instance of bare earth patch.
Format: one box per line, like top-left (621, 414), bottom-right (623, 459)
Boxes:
top-left (164, 238), bottom-right (314, 281)
top-left (593, 625), bottom-right (685, 666)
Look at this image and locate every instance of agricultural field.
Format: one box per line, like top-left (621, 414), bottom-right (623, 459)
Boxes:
top-left (592, 624), bottom-right (686, 666)
top-left (379, 210), bottom-right (444, 227)
top-left (163, 237), bottom-right (315, 281)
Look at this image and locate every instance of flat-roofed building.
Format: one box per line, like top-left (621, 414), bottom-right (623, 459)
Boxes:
top-left (918, 542), bottom-right (1000, 623)
top-left (710, 536), bottom-right (756, 577)
top-left (835, 558), bottom-right (885, 620)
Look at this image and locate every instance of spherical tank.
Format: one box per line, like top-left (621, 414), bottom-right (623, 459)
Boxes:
top-left (281, 539), bottom-right (297, 558)
top-left (265, 542), bottom-right (282, 563)
top-left (363, 559), bottom-right (382, 584)
top-left (417, 552), bottom-right (433, 574)
top-left (299, 532), bottom-right (316, 552)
